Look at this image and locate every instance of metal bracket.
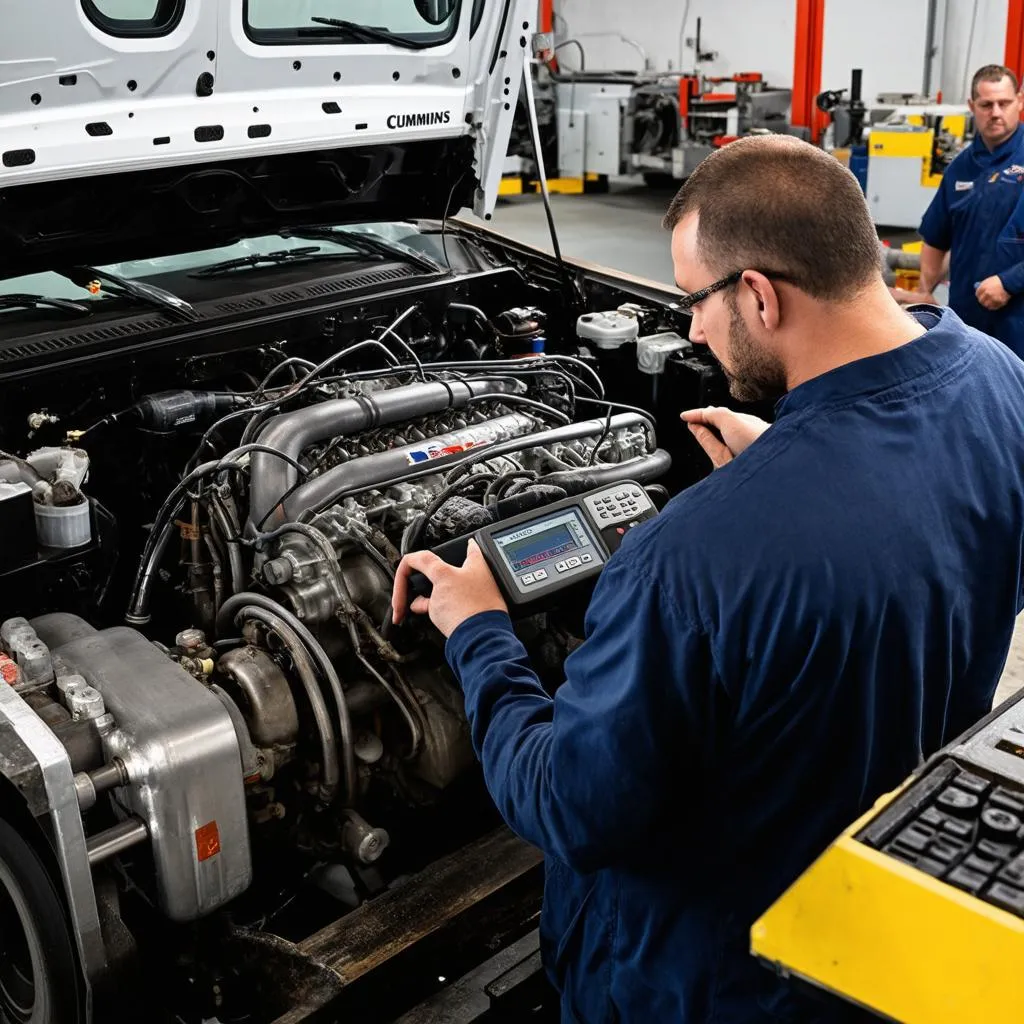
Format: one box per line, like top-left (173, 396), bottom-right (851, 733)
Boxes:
top-left (0, 685), bottom-right (106, 1004)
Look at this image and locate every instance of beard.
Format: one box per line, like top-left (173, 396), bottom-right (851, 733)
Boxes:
top-left (721, 292), bottom-right (788, 403)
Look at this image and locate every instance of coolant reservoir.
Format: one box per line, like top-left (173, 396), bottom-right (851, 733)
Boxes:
top-left (576, 311), bottom-right (640, 350)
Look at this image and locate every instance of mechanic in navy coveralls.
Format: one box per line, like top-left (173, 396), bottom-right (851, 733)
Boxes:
top-left (393, 136), bottom-right (1024, 1022)
top-left (916, 64), bottom-right (1024, 357)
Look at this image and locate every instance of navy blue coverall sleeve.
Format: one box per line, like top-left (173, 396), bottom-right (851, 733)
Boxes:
top-left (444, 559), bottom-right (715, 873)
top-left (997, 260), bottom-right (1024, 294)
top-left (919, 177), bottom-right (953, 251)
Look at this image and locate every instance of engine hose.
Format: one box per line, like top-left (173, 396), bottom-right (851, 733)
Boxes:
top-left (540, 448), bottom-right (673, 491)
top-left (254, 356), bottom-right (317, 396)
top-left (341, 355), bottom-right (604, 400)
top-left (126, 518), bottom-right (178, 626)
top-left (127, 455), bottom-right (252, 624)
top-left (444, 413), bottom-right (654, 486)
top-left (218, 593), bottom-right (357, 807)
top-left (240, 339), bottom-right (407, 448)
top-left (288, 412), bottom-right (654, 527)
top-left (277, 413), bottom-right (534, 527)
top-left (401, 472), bottom-right (499, 555)
top-left (208, 493), bottom-right (247, 597)
top-left (203, 534), bottom-right (226, 620)
top-left (230, 605), bottom-right (340, 808)
top-left (249, 378), bottom-right (524, 531)
top-left (342, 616), bottom-right (424, 761)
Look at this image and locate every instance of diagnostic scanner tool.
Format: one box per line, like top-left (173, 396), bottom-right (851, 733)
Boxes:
top-left (406, 481), bottom-right (658, 615)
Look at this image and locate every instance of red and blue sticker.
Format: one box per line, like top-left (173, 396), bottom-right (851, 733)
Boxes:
top-left (406, 438), bottom-right (492, 465)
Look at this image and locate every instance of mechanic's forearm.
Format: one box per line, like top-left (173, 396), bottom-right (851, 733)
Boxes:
top-left (445, 614), bottom-right (568, 851)
top-left (919, 243), bottom-right (948, 294)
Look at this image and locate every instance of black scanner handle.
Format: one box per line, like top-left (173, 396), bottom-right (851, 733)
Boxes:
top-left (404, 534), bottom-right (472, 610)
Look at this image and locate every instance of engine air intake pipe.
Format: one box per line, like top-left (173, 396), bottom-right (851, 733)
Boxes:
top-left (278, 413), bottom-right (537, 522)
top-left (249, 379), bottom-right (523, 530)
top-left (292, 412), bottom-right (657, 521)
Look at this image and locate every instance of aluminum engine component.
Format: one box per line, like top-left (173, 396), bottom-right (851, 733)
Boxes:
top-left (1, 617), bottom-right (54, 685)
top-left (277, 411), bottom-right (538, 523)
top-left (249, 378), bottom-right (524, 529)
top-left (63, 680), bottom-right (106, 721)
top-left (637, 333), bottom-right (691, 375)
top-left (30, 613), bottom-right (252, 922)
top-left (217, 646), bottom-right (299, 752)
top-left (266, 537), bottom-right (395, 626)
top-left (0, 677), bottom-right (107, 980)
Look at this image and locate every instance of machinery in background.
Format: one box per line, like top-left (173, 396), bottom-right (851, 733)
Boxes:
top-left (504, 59), bottom-right (792, 193)
top-left (818, 69), bottom-right (971, 229)
top-left (503, 63), bottom-right (637, 194)
top-left (752, 686), bottom-right (1024, 1021)
top-left (628, 71), bottom-right (792, 184)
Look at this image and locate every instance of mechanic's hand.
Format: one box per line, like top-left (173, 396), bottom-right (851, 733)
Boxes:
top-left (680, 407), bottom-right (770, 469)
top-left (392, 539), bottom-right (507, 637)
top-left (888, 285), bottom-right (939, 306)
top-left (976, 275), bottom-right (1011, 310)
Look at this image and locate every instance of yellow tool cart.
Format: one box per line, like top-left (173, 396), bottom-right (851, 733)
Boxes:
top-left (752, 688), bottom-right (1024, 1022)
top-left (864, 110), bottom-right (969, 228)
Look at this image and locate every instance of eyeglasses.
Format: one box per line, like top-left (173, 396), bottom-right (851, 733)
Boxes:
top-left (675, 270), bottom-right (743, 313)
top-left (674, 269), bottom-right (794, 314)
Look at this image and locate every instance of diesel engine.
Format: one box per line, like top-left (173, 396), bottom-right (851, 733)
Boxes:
top-left (0, 295), bottom-right (691, 1018)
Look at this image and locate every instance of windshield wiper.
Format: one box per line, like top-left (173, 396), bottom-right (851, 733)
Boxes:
top-left (57, 266), bottom-right (201, 323)
top-left (188, 246), bottom-right (384, 280)
top-left (281, 228), bottom-right (444, 274)
top-left (303, 16), bottom-right (420, 48)
top-left (0, 293), bottom-right (93, 316)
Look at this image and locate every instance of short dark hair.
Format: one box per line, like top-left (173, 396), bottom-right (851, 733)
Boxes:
top-left (971, 64), bottom-right (1019, 99)
top-left (662, 135), bottom-right (882, 301)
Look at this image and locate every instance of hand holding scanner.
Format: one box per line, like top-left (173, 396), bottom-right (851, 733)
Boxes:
top-left (404, 481), bottom-right (658, 616)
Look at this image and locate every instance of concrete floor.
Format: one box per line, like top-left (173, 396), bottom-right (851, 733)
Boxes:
top-left (463, 179), bottom-right (679, 284)
top-left (470, 179), bottom-right (1024, 713)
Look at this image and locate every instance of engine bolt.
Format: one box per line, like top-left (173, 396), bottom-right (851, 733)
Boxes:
top-left (263, 557), bottom-right (293, 585)
top-left (175, 628), bottom-right (206, 652)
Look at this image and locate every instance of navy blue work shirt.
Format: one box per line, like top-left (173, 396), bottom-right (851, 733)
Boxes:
top-left (445, 307), bottom-right (1024, 1023)
top-left (919, 124), bottom-right (1024, 356)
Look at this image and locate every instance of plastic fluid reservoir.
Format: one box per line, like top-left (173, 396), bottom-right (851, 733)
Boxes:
top-left (34, 500), bottom-right (91, 550)
top-left (576, 311), bottom-right (640, 350)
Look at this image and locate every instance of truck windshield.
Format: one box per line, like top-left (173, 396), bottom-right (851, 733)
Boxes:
top-left (245, 0), bottom-right (459, 47)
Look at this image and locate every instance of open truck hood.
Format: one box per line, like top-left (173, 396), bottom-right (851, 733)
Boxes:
top-left (0, 0), bottom-right (534, 276)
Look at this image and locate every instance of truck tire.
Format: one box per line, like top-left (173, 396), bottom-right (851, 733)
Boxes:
top-left (642, 172), bottom-right (679, 190)
top-left (0, 818), bottom-right (83, 1024)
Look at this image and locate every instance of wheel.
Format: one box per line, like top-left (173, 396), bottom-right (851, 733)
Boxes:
top-left (0, 818), bottom-right (84, 1024)
top-left (642, 171), bottom-right (679, 190)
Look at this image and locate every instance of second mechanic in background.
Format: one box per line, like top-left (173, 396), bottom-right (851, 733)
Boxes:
top-left (916, 63), bottom-right (1024, 357)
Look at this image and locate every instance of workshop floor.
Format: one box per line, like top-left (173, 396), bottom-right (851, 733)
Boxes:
top-left (463, 178), bottom-right (678, 285)
top-left (472, 178), bottom-right (1024, 712)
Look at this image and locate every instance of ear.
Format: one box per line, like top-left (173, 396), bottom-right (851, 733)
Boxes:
top-left (740, 270), bottom-right (781, 330)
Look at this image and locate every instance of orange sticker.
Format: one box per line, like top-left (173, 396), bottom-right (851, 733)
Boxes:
top-left (87, 280), bottom-right (102, 295)
top-left (195, 820), bottom-right (221, 862)
top-left (0, 658), bottom-right (18, 685)
top-left (174, 519), bottom-right (201, 542)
